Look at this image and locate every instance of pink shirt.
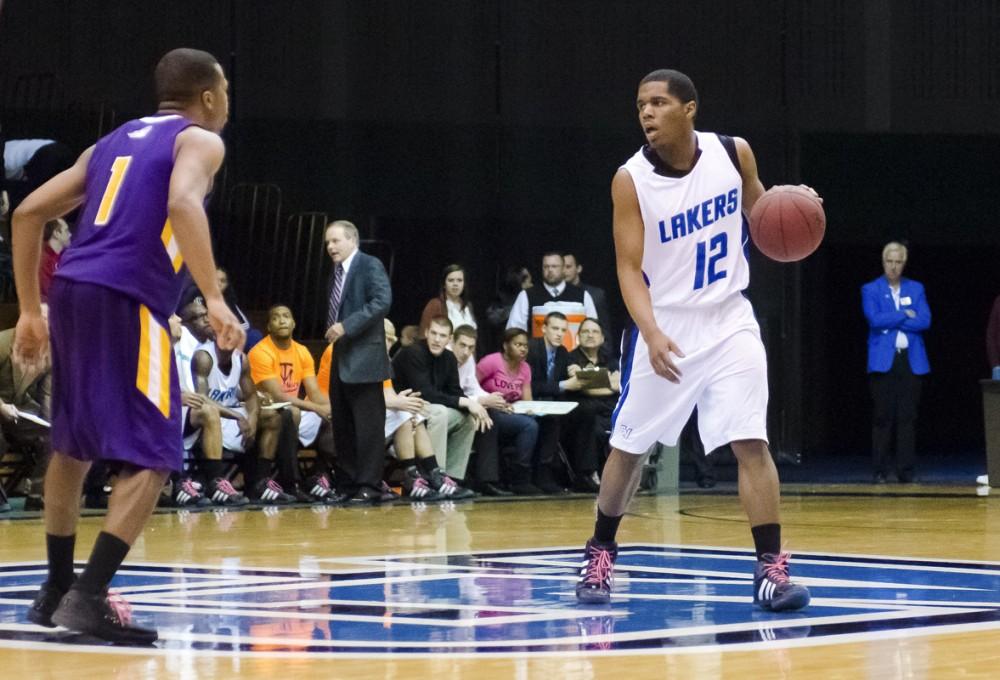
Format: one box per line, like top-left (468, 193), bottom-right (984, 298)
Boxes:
top-left (476, 352), bottom-right (531, 403)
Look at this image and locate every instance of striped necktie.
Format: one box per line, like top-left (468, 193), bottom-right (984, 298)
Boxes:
top-left (327, 264), bottom-right (345, 327)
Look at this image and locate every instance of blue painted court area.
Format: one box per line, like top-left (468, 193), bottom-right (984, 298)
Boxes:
top-left (1, 544), bottom-right (999, 656)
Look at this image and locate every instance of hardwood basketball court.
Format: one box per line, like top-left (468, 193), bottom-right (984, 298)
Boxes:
top-left (2, 486), bottom-right (1000, 678)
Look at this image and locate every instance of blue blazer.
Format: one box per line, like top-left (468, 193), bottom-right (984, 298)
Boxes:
top-left (861, 276), bottom-right (931, 375)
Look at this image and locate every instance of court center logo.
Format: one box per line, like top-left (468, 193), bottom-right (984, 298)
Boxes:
top-left (2, 544), bottom-right (999, 656)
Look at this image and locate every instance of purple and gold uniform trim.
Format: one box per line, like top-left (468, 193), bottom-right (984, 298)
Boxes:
top-left (136, 304), bottom-right (172, 418)
top-left (160, 219), bottom-right (184, 273)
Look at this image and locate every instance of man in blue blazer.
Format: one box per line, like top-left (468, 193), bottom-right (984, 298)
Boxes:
top-left (324, 220), bottom-right (393, 503)
top-left (861, 241), bottom-right (931, 484)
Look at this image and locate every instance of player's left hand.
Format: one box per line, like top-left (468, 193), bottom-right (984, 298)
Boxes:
top-left (238, 416), bottom-right (256, 446)
top-left (13, 311), bottom-right (50, 378)
top-left (205, 296), bottom-right (246, 351)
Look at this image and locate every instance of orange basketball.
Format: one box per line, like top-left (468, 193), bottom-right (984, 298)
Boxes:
top-left (748, 185), bottom-right (825, 262)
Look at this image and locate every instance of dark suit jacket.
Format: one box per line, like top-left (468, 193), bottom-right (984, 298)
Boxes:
top-left (527, 338), bottom-right (570, 400)
top-left (328, 251), bottom-right (392, 383)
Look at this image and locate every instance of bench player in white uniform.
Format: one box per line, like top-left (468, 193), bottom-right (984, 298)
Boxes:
top-left (192, 340), bottom-right (282, 503)
top-left (575, 70), bottom-right (811, 612)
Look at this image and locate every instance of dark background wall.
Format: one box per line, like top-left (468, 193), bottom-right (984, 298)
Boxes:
top-left (2, 0), bottom-right (998, 464)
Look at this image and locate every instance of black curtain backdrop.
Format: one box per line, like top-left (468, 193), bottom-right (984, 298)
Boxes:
top-left (2, 1), bottom-right (998, 462)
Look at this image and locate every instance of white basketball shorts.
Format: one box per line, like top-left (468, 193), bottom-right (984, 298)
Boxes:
top-left (609, 293), bottom-right (769, 455)
top-left (299, 411), bottom-right (323, 447)
top-left (220, 406), bottom-right (250, 453)
top-left (384, 409), bottom-right (426, 440)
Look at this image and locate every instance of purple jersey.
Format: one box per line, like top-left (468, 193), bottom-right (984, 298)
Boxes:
top-left (56, 114), bottom-right (202, 317)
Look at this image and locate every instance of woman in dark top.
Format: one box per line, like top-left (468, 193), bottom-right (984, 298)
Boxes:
top-left (482, 264), bottom-right (532, 356)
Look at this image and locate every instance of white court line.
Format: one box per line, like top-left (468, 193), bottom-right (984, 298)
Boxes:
top-left (477, 556), bottom-right (983, 591)
top-left (1, 618), bottom-right (999, 660)
top-left (0, 605), bottom-right (986, 652)
top-left (99, 595), bottom-right (625, 618)
top-left (0, 599), bottom-right (607, 629)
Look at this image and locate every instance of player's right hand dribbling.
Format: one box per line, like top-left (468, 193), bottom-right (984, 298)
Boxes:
top-left (205, 296), bottom-right (246, 351)
top-left (645, 330), bottom-right (685, 383)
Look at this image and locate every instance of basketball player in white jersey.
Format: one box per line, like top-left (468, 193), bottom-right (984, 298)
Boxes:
top-left (191, 339), bottom-right (285, 502)
top-left (575, 70), bottom-right (812, 611)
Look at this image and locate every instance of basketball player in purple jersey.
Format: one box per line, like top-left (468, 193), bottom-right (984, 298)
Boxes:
top-left (12, 48), bottom-right (244, 643)
top-left (575, 70), bottom-right (812, 611)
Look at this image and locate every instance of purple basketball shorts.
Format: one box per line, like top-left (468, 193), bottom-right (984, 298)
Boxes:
top-left (49, 278), bottom-right (182, 472)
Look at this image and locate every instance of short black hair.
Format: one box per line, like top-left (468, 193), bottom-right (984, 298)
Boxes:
top-left (453, 324), bottom-right (477, 343)
top-left (176, 283), bottom-right (204, 314)
top-left (640, 69), bottom-right (699, 108)
top-left (503, 327), bottom-right (528, 346)
top-left (544, 311), bottom-right (568, 325)
top-left (267, 303), bottom-right (293, 320)
top-left (43, 219), bottom-right (64, 241)
top-left (154, 48), bottom-right (222, 105)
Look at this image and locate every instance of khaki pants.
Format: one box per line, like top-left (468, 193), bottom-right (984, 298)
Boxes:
top-left (425, 404), bottom-right (475, 480)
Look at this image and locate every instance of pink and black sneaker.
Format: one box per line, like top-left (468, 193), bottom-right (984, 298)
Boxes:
top-left (209, 478), bottom-right (249, 507)
top-left (252, 477), bottom-right (295, 505)
top-left (575, 539), bottom-right (618, 604)
top-left (174, 477), bottom-right (211, 508)
top-left (753, 552), bottom-right (811, 611)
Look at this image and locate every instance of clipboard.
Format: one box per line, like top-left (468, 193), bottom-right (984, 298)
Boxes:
top-left (576, 367), bottom-right (610, 390)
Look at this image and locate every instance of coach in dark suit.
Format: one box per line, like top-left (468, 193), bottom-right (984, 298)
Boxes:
top-left (324, 220), bottom-right (393, 503)
top-left (524, 311), bottom-right (585, 493)
top-left (862, 241), bottom-right (931, 484)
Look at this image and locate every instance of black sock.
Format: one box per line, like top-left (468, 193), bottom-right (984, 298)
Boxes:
top-left (416, 456), bottom-right (440, 476)
top-left (593, 508), bottom-right (623, 544)
top-left (76, 532), bottom-right (131, 595)
top-left (751, 523), bottom-right (781, 559)
top-left (403, 463), bottom-right (419, 476)
top-left (201, 459), bottom-right (225, 482)
top-left (46, 533), bottom-right (76, 591)
top-left (254, 457), bottom-right (273, 484)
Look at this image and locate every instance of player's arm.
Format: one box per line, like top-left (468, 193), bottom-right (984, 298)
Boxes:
top-left (736, 136), bottom-right (822, 212)
top-left (612, 168), bottom-right (685, 383)
top-left (168, 128), bottom-right (244, 351)
top-left (11, 147), bottom-right (93, 369)
top-left (238, 359), bottom-right (259, 440)
top-left (300, 376), bottom-right (331, 419)
top-left (255, 377), bottom-right (322, 417)
top-left (734, 137), bottom-right (766, 215)
top-left (192, 349), bottom-right (245, 421)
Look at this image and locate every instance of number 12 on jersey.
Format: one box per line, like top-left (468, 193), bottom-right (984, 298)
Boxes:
top-left (693, 232), bottom-right (728, 290)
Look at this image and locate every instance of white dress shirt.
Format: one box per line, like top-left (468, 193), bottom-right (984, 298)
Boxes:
top-left (457, 354), bottom-right (488, 400)
top-left (890, 285), bottom-right (909, 350)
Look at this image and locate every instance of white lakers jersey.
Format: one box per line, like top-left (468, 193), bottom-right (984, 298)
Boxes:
top-left (197, 342), bottom-right (243, 408)
top-left (621, 131), bottom-right (749, 309)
